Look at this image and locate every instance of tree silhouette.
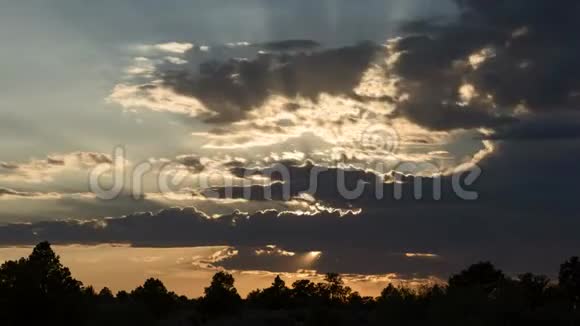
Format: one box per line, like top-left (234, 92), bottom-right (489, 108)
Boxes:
top-left (116, 289), bottom-right (130, 302)
top-left (448, 261), bottom-right (506, 294)
top-left (247, 275), bottom-right (291, 309)
top-left (200, 271), bottom-right (242, 318)
top-left (27, 241), bottom-right (83, 295)
top-left (0, 241), bottom-right (85, 325)
top-left (320, 273), bottom-right (352, 304)
top-left (559, 256), bottom-right (580, 310)
top-left (518, 273), bottom-right (549, 310)
top-left (291, 279), bottom-right (318, 306)
top-left (130, 278), bottom-right (179, 318)
top-left (375, 284), bottom-right (421, 324)
top-left (1, 242), bottom-right (580, 325)
top-left (98, 286), bottom-right (115, 302)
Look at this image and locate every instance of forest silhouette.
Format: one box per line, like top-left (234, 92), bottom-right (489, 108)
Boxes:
top-left (1, 242), bottom-right (580, 325)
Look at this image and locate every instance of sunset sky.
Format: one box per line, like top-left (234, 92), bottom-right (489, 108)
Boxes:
top-left (1, 0), bottom-right (579, 296)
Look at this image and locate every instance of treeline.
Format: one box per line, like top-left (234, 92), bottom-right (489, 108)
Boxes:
top-left (1, 242), bottom-right (580, 325)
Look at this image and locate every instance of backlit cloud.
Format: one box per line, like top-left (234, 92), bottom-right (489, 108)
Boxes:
top-left (0, 151), bottom-right (114, 184)
top-left (109, 40), bottom-right (490, 175)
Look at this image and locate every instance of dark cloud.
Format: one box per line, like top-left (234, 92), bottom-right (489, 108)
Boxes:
top-left (0, 188), bottom-right (577, 278)
top-left (160, 42), bottom-right (381, 122)
top-left (391, 0), bottom-right (580, 131)
top-left (46, 157), bottom-right (65, 165)
top-left (0, 205), bottom-right (456, 277)
top-left (257, 39), bottom-right (321, 51)
top-left (217, 246), bottom-right (314, 273)
top-left (208, 161), bottom-right (475, 208)
top-left (175, 154), bottom-right (205, 172)
top-left (83, 152), bottom-right (114, 165)
top-left (486, 113), bottom-right (580, 140)
top-left (215, 131), bottom-right (580, 219)
top-left (0, 208), bottom-right (351, 248)
top-left (0, 206), bottom-right (490, 277)
top-left (217, 246), bottom-right (452, 278)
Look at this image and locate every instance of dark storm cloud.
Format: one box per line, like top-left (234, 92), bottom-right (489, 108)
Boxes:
top-left (0, 184), bottom-right (577, 278)
top-left (215, 132), bottom-right (580, 221)
top-left (486, 113), bottom-right (580, 140)
top-left (218, 247), bottom-right (451, 278)
top-left (0, 206), bottom-right (489, 277)
top-left (160, 42), bottom-right (381, 122)
top-left (208, 161), bottom-right (474, 207)
top-left (257, 39), bottom-right (321, 51)
top-left (0, 208), bottom-right (357, 250)
top-left (395, 95), bottom-right (516, 131)
top-left (391, 0), bottom-right (580, 131)
top-left (0, 206), bottom-right (456, 277)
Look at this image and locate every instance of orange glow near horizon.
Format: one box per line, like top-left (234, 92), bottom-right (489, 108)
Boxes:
top-left (0, 245), bottom-right (437, 298)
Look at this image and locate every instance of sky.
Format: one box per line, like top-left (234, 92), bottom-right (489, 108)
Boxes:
top-left (1, 0), bottom-right (580, 296)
